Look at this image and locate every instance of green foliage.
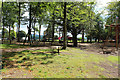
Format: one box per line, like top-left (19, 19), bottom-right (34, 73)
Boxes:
top-left (54, 35), bottom-right (58, 39)
top-left (2, 28), bottom-right (9, 38)
top-left (10, 30), bottom-right (16, 38)
top-left (104, 1), bottom-right (120, 41)
top-left (106, 1), bottom-right (120, 25)
top-left (2, 2), bottom-right (19, 26)
top-left (2, 2), bottom-right (116, 44)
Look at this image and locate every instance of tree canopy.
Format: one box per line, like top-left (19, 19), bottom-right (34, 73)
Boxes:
top-left (2, 1), bottom-right (119, 48)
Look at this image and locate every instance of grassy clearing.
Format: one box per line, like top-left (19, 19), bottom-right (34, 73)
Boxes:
top-left (2, 47), bottom-right (118, 78)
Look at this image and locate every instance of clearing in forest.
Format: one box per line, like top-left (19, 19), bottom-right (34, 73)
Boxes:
top-left (1, 44), bottom-right (118, 78)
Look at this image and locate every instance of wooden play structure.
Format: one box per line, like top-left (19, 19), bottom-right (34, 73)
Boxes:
top-left (104, 23), bottom-right (120, 49)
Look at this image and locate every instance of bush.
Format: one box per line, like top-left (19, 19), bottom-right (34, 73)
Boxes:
top-left (17, 30), bottom-right (26, 40)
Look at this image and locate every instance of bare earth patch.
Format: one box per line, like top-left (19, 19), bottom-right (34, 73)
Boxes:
top-left (1, 47), bottom-right (50, 53)
top-left (2, 68), bottom-right (33, 78)
top-left (98, 62), bottom-right (118, 78)
top-left (78, 43), bottom-right (118, 56)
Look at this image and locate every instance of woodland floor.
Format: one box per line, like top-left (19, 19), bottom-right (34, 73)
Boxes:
top-left (0, 42), bottom-right (119, 78)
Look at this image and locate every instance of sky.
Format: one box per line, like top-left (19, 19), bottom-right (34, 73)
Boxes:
top-left (14, 0), bottom-right (111, 37)
top-left (95, 0), bottom-right (110, 19)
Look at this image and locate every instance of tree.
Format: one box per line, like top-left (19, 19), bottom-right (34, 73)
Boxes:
top-left (30, 2), bottom-right (39, 41)
top-left (16, 2), bottom-right (26, 42)
top-left (10, 30), bottom-right (16, 40)
top-left (94, 13), bottom-right (104, 42)
top-left (31, 2), bottom-right (48, 41)
top-left (105, 1), bottom-right (120, 45)
top-left (2, 2), bottom-right (19, 43)
top-left (2, 0), bottom-right (4, 44)
top-left (44, 2), bottom-right (61, 42)
top-left (86, 2), bottom-right (97, 43)
top-left (17, 2), bottom-right (21, 42)
top-left (1, 28), bottom-right (8, 38)
top-left (106, 1), bottom-right (120, 25)
top-left (28, 2), bottom-right (32, 43)
top-left (67, 2), bottom-right (90, 46)
top-left (63, 2), bottom-right (67, 49)
top-left (37, 2), bottom-right (48, 42)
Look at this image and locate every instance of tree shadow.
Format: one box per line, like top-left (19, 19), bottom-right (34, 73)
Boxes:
top-left (2, 49), bottom-right (59, 69)
top-left (41, 61), bottom-right (53, 65)
top-left (1, 44), bottom-right (32, 49)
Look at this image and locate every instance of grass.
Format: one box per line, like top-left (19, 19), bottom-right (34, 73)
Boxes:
top-left (0, 44), bottom-right (30, 49)
top-left (0, 43), bottom-right (46, 49)
top-left (1, 47), bottom-right (118, 78)
top-left (107, 56), bottom-right (118, 63)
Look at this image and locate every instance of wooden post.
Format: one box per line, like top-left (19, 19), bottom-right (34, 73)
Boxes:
top-left (58, 47), bottom-right (59, 55)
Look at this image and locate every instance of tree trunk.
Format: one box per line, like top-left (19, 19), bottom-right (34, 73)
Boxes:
top-left (73, 29), bottom-right (77, 47)
top-left (90, 36), bottom-right (92, 43)
top-left (82, 28), bottom-right (84, 43)
top-left (2, 1), bottom-right (4, 44)
top-left (9, 25), bottom-right (11, 44)
top-left (17, 2), bottom-right (21, 42)
top-left (12, 23), bottom-right (15, 40)
top-left (98, 38), bottom-right (100, 43)
top-left (39, 24), bottom-right (41, 42)
top-left (52, 13), bottom-right (55, 42)
top-left (28, 3), bottom-right (31, 43)
top-left (13, 26), bottom-right (14, 33)
top-left (63, 2), bottom-right (67, 49)
top-left (89, 5), bottom-right (92, 43)
top-left (48, 30), bottom-right (50, 42)
top-left (87, 37), bottom-right (89, 43)
top-left (2, 25), bottom-right (4, 44)
top-left (34, 21), bottom-right (36, 41)
top-left (95, 38), bottom-right (97, 42)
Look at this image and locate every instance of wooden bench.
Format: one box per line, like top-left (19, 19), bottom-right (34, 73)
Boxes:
top-left (50, 46), bottom-right (62, 55)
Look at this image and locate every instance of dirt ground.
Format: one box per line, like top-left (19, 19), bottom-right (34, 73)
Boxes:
top-left (1, 43), bottom-right (119, 55)
top-left (1, 47), bottom-right (50, 53)
top-left (77, 43), bottom-right (118, 56)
